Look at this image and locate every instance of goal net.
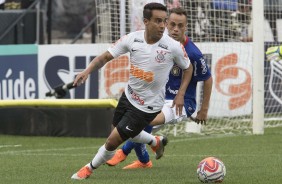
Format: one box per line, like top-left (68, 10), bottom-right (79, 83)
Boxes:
top-left (94, 0), bottom-right (282, 136)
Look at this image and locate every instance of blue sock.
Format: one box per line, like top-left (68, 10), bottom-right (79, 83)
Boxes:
top-left (122, 140), bottom-right (136, 155)
top-left (133, 125), bottom-right (153, 163)
top-left (134, 143), bottom-right (150, 163)
top-left (143, 125), bottom-right (153, 134)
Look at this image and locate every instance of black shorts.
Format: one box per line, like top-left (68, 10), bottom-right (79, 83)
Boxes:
top-left (113, 93), bottom-right (160, 141)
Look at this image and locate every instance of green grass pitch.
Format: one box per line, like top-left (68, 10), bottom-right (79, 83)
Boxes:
top-left (0, 127), bottom-right (282, 184)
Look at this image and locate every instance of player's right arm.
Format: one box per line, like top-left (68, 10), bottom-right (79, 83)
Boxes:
top-left (74, 34), bottom-right (130, 86)
top-left (73, 51), bottom-right (114, 86)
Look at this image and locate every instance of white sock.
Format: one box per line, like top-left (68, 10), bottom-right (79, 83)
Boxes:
top-left (87, 144), bottom-right (115, 170)
top-left (131, 130), bottom-right (157, 146)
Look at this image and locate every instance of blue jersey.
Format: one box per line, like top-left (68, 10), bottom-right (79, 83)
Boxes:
top-left (165, 36), bottom-right (211, 116)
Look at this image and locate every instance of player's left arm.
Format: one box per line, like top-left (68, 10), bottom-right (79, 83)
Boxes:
top-left (195, 76), bottom-right (213, 124)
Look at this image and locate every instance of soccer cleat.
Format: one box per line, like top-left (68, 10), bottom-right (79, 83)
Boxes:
top-left (106, 149), bottom-right (127, 166)
top-left (123, 160), bottom-right (153, 169)
top-left (150, 136), bottom-right (168, 160)
top-left (71, 165), bottom-right (92, 180)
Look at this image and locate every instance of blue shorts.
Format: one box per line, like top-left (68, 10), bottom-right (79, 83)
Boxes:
top-left (184, 98), bottom-right (196, 117)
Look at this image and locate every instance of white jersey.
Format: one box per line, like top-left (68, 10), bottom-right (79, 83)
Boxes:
top-left (108, 30), bottom-right (190, 113)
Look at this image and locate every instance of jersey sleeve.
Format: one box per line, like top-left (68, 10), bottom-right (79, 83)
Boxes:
top-left (173, 42), bottom-right (190, 69)
top-left (188, 41), bottom-right (211, 81)
top-left (193, 55), bottom-right (211, 81)
top-left (108, 34), bottom-right (130, 58)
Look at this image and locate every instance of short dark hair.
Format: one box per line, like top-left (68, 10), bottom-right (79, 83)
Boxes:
top-left (143, 2), bottom-right (167, 20)
top-left (169, 7), bottom-right (187, 18)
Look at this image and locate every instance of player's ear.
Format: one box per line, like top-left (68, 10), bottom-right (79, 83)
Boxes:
top-left (143, 18), bottom-right (149, 25)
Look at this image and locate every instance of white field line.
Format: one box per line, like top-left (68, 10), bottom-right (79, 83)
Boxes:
top-left (0, 153), bottom-right (93, 157)
top-left (0, 144), bottom-right (22, 149)
top-left (165, 153), bottom-right (282, 157)
top-left (169, 133), bottom-right (246, 143)
top-left (0, 146), bottom-right (100, 155)
top-left (1, 152), bottom-right (281, 158)
top-left (0, 134), bottom-right (246, 156)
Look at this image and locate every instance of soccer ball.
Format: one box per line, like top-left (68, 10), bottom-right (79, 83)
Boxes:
top-left (197, 157), bottom-right (226, 183)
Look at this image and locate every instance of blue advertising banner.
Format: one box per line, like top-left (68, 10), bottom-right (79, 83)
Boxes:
top-left (38, 44), bottom-right (103, 99)
top-left (0, 45), bottom-right (38, 99)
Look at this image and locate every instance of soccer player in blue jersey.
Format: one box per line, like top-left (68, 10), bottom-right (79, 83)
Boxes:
top-left (106, 7), bottom-right (213, 169)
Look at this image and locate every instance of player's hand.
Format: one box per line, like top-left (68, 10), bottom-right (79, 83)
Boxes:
top-left (194, 109), bottom-right (208, 125)
top-left (266, 46), bottom-right (282, 61)
top-left (73, 70), bottom-right (90, 86)
top-left (171, 94), bottom-right (184, 116)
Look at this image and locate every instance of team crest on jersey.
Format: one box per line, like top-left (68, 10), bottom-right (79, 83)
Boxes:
top-left (171, 65), bottom-right (181, 76)
top-left (155, 50), bottom-right (167, 63)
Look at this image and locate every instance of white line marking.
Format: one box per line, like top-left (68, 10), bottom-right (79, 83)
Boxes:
top-left (2, 152), bottom-right (281, 158)
top-left (169, 134), bottom-right (245, 143)
top-left (0, 146), bottom-right (100, 155)
top-left (1, 153), bottom-right (92, 157)
top-left (0, 134), bottom-right (248, 156)
top-left (0, 144), bottom-right (22, 149)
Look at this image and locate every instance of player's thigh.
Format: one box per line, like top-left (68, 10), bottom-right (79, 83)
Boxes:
top-left (150, 111), bottom-right (165, 126)
top-left (112, 93), bottom-right (128, 127)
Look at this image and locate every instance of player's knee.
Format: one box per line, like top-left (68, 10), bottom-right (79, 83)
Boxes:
top-left (104, 140), bottom-right (116, 151)
top-left (105, 136), bottom-right (123, 151)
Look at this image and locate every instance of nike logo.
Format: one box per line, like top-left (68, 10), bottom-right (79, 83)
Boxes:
top-left (131, 48), bottom-right (137, 52)
top-left (126, 126), bottom-right (133, 131)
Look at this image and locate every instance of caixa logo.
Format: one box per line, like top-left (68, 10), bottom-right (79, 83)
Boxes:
top-left (44, 55), bottom-right (98, 99)
top-left (0, 55), bottom-right (38, 99)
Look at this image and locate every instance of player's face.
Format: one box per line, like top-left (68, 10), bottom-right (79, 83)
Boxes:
top-left (167, 13), bottom-right (187, 42)
top-left (144, 10), bottom-right (167, 41)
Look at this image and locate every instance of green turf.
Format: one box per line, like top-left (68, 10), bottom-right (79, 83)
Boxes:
top-left (0, 127), bottom-right (282, 184)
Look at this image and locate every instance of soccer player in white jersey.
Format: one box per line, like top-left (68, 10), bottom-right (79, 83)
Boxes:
top-left (71, 3), bottom-right (192, 180)
top-left (106, 7), bottom-right (213, 169)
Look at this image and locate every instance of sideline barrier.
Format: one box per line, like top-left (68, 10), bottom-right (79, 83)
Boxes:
top-left (0, 99), bottom-right (118, 108)
top-left (0, 99), bottom-right (118, 137)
